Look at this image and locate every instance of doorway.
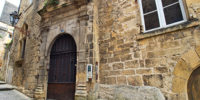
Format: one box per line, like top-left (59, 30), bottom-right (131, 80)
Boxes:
top-left (188, 67), bottom-right (200, 100)
top-left (47, 34), bottom-right (77, 100)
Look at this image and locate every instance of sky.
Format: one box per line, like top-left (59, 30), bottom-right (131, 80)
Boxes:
top-left (6, 0), bottom-right (20, 7)
top-left (0, 0), bottom-right (20, 17)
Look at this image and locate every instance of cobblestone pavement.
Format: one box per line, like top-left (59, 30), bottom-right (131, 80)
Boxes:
top-left (0, 90), bottom-right (32, 100)
top-left (0, 81), bottom-right (32, 100)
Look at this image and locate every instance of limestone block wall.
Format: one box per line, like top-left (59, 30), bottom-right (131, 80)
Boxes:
top-left (6, 0), bottom-right (200, 99)
top-left (97, 0), bottom-right (200, 100)
top-left (8, 0), bottom-right (43, 98)
top-left (93, 84), bottom-right (165, 100)
top-left (9, 0), bottom-right (97, 99)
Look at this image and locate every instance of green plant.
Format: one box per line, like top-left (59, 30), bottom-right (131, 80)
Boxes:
top-left (44, 0), bottom-right (59, 8)
top-left (0, 35), bottom-right (2, 38)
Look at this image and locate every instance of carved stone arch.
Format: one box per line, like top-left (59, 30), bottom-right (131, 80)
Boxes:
top-left (46, 33), bottom-right (78, 57)
top-left (172, 46), bottom-right (200, 99)
top-left (45, 33), bottom-right (77, 100)
top-left (43, 33), bottom-right (78, 99)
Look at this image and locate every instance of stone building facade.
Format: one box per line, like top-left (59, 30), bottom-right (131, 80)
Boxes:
top-left (4, 0), bottom-right (200, 100)
top-left (0, 0), bottom-right (18, 81)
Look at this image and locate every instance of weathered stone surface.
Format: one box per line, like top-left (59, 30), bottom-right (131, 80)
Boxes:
top-left (173, 59), bottom-right (192, 79)
top-left (127, 76), bottom-right (143, 86)
top-left (182, 49), bottom-right (200, 69)
top-left (0, 90), bottom-right (32, 100)
top-left (105, 77), bottom-right (116, 85)
top-left (117, 76), bottom-right (127, 85)
top-left (154, 67), bottom-right (168, 74)
top-left (136, 69), bottom-right (152, 75)
top-left (143, 75), bottom-right (163, 88)
top-left (113, 63), bottom-right (124, 70)
top-left (195, 45), bottom-right (200, 57)
top-left (172, 77), bottom-right (187, 93)
top-left (122, 70), bottom-right (135, 75)
top-left (5, 0), bottom-right (200, 99)
top-left (95, 84), bottom-right (165, 100)
top-left (125, 60), bottom-right (139, 68)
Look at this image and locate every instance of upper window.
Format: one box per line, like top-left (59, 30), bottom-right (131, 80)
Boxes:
top-left (139, 0), bottom-right (187, 32)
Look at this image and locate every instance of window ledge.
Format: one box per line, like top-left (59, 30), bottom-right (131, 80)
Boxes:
top-left (136, 18), bottom-right (200, 40)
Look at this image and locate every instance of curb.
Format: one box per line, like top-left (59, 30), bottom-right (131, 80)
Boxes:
top-left (0, 81), bottom-right (5, 84)
top-left (0, 84), bottom-right (15, 91)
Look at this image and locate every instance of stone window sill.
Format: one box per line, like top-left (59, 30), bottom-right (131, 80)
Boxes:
top-left (136, 18), bottom-right (200, 40)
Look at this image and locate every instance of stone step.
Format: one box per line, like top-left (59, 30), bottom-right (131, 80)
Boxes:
top-left (35, 87), bottom-right (43, 90)
top-left (76, 90), bottom-right (87, 94)
top-left (76, 86), bottom-right (87, 90)
top-left (0, 81), bottom-right (6, 84)
top-left (77, 84), bottom-right (87, 87)
top-left (0, 84), bottom-right (15, 90)
top-left (35, 90), bottom-right (43, 93)
top-left (0, 90), bottom-right (33, 100)
top-left (75, 93), bottom-right (87, 97)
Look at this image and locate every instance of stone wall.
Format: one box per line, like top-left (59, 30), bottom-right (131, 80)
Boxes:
top-left (9, 0), bottom-right (97, 99)
top-left (89, 84), bottom-right (165, 100)
top-left (0, 22), bottom-right (14, 81)
top-left (8, 0), bottom-right (42, 98)
top-left (6, 0), bottom-right (200, 99)
top-left (97, 0), bottom-right (200, 100)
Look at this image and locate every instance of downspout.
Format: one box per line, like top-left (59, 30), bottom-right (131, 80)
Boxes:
top-left (17, 0), bottom-right (22, 14)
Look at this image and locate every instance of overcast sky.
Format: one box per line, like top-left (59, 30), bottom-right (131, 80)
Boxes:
top-left (6, 0), bottom-right (20, 7)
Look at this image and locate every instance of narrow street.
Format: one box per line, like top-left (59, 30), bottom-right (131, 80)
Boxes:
top-left (0, 81), bottom-right (32, 100)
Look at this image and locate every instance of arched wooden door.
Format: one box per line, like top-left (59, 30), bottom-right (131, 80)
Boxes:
top-left (47, 34), bottom-right (77, 100)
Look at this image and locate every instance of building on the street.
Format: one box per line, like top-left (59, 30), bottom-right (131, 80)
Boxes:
top-left (0, 0), bottom-right (18, 81)
top-left (4, 0), bottom-right (200, 100)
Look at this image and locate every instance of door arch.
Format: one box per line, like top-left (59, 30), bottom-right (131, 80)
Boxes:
top-left (188, 67), bottom-right (200, 100)
top-left (47, 34), bottom-right (77, 100)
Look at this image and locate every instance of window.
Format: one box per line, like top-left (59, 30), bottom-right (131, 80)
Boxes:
top-left (20, 38), bottom-right (26, 58)
top-left (139, 0), bottom-right (187, 32)
top-left (18, 24), bottom-right (28, 59)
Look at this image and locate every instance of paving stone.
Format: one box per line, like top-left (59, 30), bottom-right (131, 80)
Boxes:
top-left (0, 90), bottom-right (32, 100)
top-left (0, 84), bottom-right (15, 90)
top-left (0, 81), bottom-right (5, 84)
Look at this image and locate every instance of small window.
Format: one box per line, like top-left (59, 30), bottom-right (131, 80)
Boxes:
top-left (19, 24), bottom-right (28, 59)
top-left (20, 38), bottom-right (26, 58)
top-left (139, 0), bottom-right (187, 32)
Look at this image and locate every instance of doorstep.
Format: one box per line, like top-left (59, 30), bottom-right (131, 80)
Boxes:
top-left (0, 84), bottom-right (15, 90)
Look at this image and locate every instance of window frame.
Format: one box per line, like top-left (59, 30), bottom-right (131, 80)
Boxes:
top-left (20, 38), bottom-right (26, 59)
top-left (138, 0), bottom-right (187, 33)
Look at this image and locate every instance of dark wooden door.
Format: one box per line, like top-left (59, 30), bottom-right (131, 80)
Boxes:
top-left (47, 34), bottom-right (77, 100)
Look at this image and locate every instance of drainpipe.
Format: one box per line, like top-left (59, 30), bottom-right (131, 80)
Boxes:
top-left (18, 0), bottom-right (22, 14)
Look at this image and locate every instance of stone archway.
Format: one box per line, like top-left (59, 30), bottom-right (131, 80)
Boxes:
top-left (47, 34), bottom-right (77, 100)
top-left (187, 67), bottom-right (200, 100)
top-left (172, 46), bottom-right (200, 99)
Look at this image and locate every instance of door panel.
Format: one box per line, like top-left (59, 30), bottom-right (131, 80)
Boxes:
top-left (47, 34), bottom-right (76, 100)
top-left (47, 83), bottom-right (75, 100)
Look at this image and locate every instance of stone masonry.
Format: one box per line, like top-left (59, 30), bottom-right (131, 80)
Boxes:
top-left (97, 0), bottom-right (200, 100)
top-left (2, 0), bottom-right (200, 100)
